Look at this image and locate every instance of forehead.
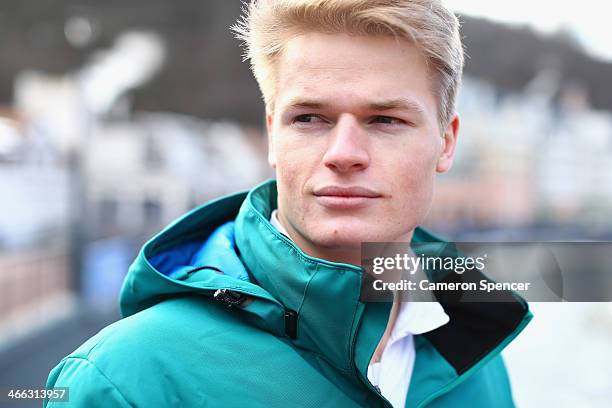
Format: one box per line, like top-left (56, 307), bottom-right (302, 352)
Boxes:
top-left (274, 32), bottom-right (437, 115)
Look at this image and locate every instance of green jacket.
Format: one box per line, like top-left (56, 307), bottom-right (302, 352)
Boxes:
top-left (44, 179), bottom-right (532, 407)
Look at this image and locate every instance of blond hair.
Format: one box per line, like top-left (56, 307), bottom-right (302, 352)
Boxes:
top-left (232, 0), bottom-right (464, 127)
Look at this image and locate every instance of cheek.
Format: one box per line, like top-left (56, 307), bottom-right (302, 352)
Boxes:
top-left (274, 149), bottom-right (306, 211)
top-left (387, 143), bottom-right (438, 209)
top-left (275, 147), bottom-right (300, 181)
top-left (273, 135), bottom-right (321, 187)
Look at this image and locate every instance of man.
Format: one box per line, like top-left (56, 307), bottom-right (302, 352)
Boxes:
top-left (44, 1), bottom-right (531, 407)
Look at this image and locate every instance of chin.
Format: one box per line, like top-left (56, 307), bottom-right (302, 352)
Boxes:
top-left (311, 224), bottom-right (382, 248)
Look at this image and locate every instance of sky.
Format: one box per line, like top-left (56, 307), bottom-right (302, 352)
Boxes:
top-left (446, 0), bottom-right (612, 62)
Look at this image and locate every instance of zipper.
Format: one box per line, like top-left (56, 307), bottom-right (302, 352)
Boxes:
top-left (349, 302), bottom-right (394, 408)
top-left (354, 361), bottom-right (393, 408)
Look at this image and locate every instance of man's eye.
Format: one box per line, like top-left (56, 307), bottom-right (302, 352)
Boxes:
top-left (370, 116), bottom-right (405, 125)
top-left (294, 114), bottom-right (323, 123)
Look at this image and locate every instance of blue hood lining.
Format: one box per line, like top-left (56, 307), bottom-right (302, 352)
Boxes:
top-left (148, 221), bottom-right (251, 283)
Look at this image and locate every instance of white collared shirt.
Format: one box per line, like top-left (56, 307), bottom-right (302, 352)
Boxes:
top-left (269, 210), bottom-right (450, 408)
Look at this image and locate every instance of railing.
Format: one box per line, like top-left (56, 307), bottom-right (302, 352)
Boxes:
top-left (0, 246), bottom-right (76, 349)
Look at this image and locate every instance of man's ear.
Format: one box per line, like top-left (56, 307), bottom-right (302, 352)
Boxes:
top-left (436, 113), bottom-right (460, 173)
top-left (266, 113), bottom-right (276, 169)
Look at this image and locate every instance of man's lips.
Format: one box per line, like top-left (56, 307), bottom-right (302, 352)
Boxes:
top-left (313, 186), bottom-right (382, 210)
top-left (313, 186), bottom-right (382, 198)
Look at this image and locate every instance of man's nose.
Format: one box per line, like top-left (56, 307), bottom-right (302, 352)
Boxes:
top-left (323, 116), bottom-right (370, 173)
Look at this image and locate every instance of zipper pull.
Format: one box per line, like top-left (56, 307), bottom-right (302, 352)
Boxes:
top-left (213, 289), bottom-right (246, 308)
top-left (284, 309), bottom-right (298, 339)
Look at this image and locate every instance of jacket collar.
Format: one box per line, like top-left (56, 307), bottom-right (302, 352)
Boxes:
top-left (235, 179), bottom-right (366, 373)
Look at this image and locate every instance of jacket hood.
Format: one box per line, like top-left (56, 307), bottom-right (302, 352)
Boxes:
top-left (119, 185), bottom-right (287, 336)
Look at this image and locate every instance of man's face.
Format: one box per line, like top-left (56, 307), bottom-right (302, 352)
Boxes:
top-left (267, 32), bottom-right (459, 263)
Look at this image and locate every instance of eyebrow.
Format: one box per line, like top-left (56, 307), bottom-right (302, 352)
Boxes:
top-left (284, 98), bottom-right (426, 115)
top-left (368, 98), bottom-right (426, 115)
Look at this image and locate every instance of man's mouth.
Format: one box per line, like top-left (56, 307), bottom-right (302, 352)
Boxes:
top-left (313, 186), bottom-right (382, 210)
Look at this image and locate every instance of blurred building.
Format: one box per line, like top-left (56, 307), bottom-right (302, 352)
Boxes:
top-left (426, 73), bottom-right (612, 238)
top-left (85, 113), bottom-right (269, 240)
top-left (0, 108), bottom-right (74, 350)
top-left (0, 43), bottom-right (271, 350)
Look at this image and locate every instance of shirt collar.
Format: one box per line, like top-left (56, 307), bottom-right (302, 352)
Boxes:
top-left (270, 209), bottom-right (289, 236)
